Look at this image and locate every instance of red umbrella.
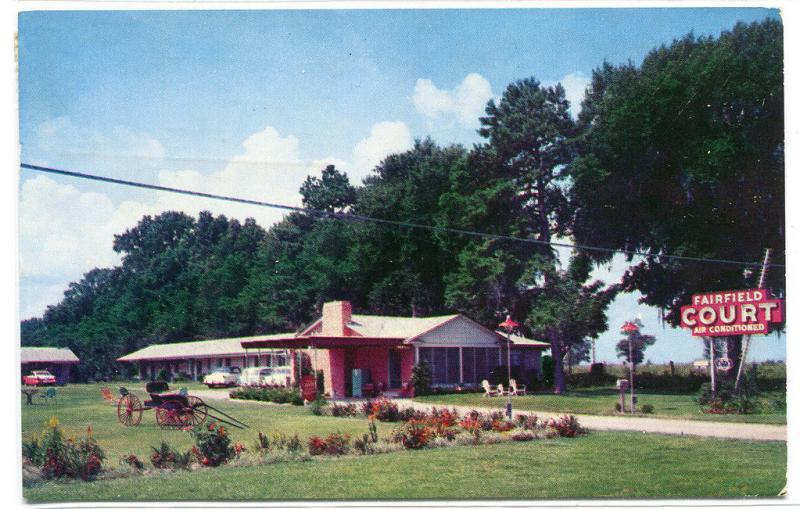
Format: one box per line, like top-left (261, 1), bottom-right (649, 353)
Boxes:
top-left (621, 321), bottom-right (639, 333)
top-left (499, 316), bottom-right (519, 330)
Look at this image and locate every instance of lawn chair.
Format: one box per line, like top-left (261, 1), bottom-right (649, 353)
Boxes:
top-left (100, 386), bottom-right (117, 404)
top-left (39, 387), bottom-right (57, 403)
top-left (510, 379), bottom-right (527, 396)
top-left (481, 379), bottom-right (500, 397)
top-left (496, 383), bottom-right (509, 396)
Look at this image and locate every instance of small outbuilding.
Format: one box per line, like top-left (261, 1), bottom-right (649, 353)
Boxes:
top-left (20, 346), bottom-right (80, 385)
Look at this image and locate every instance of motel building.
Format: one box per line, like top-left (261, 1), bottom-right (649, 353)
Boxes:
top-left (117, 335), bottom-right (291, 381)
top-left (241, 301), bottom-right (549, 399)
top-left (21, 346), bottom-right (80, 385)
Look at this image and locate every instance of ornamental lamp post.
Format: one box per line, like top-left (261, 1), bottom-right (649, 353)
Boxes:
top-left (499, 315), bottom-right (519, 420)
top-left (621, 321), bottom-right (640, 414)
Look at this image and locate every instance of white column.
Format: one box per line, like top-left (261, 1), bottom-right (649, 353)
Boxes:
top-left (459, 347), bottom-right (464, 384)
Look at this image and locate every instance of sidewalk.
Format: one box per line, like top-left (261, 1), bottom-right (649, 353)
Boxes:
top-left (398, 399), bottom-right (787, 442)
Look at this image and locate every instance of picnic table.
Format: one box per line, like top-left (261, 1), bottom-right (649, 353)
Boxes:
top-left (21, 387), bottom-right (39, 405)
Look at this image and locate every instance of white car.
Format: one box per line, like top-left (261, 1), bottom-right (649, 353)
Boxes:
top-left (262, 366), bottom-right (292, 387)
top-left (239, 366), bottom-right (292, 387)
top-left (203, 367), bottom-right (240, 388)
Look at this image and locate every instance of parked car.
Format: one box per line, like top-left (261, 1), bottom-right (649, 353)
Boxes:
top-left (262, 366), bottom-right (292, 387)
top-left (22, 370), bottom-right (57, 386)
top-left (203, 367), bottom-right (240, 388)
top-left (239, 366), bottom-right (292, 387)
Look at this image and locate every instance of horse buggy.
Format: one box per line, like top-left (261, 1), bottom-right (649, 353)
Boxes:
top-left (114, 383), bottom-right (247, 430)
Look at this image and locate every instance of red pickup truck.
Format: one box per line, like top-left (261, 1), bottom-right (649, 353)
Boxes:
top-left (22, 370), bottom-right (57, 386)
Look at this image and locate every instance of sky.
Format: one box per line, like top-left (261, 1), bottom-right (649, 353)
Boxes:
top-left (17, 7), bottom-right (785, 363)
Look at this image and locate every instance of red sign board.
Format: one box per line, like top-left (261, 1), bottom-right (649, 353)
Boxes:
top-left (300, 375), bottom-right (317, 402)
top-left (680, 289), bottom-right (783, 337)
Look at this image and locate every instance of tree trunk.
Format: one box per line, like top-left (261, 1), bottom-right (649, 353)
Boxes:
top-left (551, 332), bottom-right (567, 394)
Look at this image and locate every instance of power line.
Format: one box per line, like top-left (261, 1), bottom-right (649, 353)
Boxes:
top-left (20, 163), bottom-right (783, 269)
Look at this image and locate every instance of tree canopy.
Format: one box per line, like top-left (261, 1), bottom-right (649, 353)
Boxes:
top-left (21, 19), bottom-right (783, 388)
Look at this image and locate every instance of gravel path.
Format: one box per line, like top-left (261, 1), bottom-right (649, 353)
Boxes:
top-left (187, 390), bottom-right (786, 441)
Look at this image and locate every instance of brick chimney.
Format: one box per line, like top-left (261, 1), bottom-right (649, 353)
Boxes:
top-left (321, 301), bottom-right (352, 336)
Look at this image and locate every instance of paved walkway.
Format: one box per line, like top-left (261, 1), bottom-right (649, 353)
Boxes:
top-left (189, 390), bottom-right (786, 442)
top-left (398, 400), bottom-right (787, 442)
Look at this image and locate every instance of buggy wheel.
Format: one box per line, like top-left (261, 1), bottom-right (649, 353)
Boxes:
top-left (155, 400), bottom-right (190, 429)
top-left (117, 393), bottom-right (143, 426)
top-left (187, 395), bottom-right (208, 427)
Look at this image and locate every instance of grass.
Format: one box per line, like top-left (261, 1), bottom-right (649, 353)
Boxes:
top-left (21, 383), bottom-right (394, 461)
top-left (24, 432), bottom-right (786, 501)
top-left (22, 383), bottom-right (787, 501)
top-left (415, 387), bottom-right (786, 424)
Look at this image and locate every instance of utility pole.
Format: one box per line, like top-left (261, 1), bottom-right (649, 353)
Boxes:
top-left (735, 248), bottom-right (771, 392)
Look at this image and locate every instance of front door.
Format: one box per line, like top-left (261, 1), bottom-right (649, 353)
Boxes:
top-left (389, 349), bottom-right (402, 389)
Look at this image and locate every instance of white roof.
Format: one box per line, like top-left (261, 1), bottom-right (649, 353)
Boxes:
top-left (347, 314), bottom-right (460, 339)
top-left (118, 334), bottom-right (291, 362)
top-left (496, 331), bottom-right (551, 348)
top-left (21, 347), bottom-right (80, 364)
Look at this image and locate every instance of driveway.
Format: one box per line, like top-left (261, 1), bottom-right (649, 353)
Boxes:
top-left (399, 399), bottom-right (787, 442)
top-left (185, 390), bottom-right (787, 441)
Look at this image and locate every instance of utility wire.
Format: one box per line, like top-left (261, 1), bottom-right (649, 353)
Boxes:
top-left (20, 163), bottom-right (784, 269)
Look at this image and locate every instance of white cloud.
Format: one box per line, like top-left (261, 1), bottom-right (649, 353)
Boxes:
top-left (546, 71), bottom-right (591, 118)
top-left (20, 120), bottom-right (415, 318)
top-left (413, 73), bottom-right (494, 128)
top-left (351, 121), bottom-right (412, 179)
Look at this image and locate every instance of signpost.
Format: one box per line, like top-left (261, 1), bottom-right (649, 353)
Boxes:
top-left (679, 249), bottom-right (784, 395)
top-left (499, 315), bottom-right (519, 420)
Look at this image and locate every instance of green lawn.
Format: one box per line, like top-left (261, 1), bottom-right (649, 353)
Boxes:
top-left (21, 384), bottom-right (396, 460)
top-left (415, 387), bottom-right (786, 424)
top-left (21, 384), bottom-right (787, 501)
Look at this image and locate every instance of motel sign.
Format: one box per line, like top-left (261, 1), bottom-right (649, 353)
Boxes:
top-left (680, 289), bottom-right (784, 337)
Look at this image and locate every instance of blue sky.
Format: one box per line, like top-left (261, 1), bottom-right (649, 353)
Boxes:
top-left (17, 7), bottom-right (784, 363)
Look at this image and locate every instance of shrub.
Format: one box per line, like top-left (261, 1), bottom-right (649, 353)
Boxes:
top-left (156, 369), bottom-right (171, 382)
top-left (510, 430), bottom-right (537, 441)
top-left (309, 394), bottom-right (327, 416)
top-left (32, 418), bottom-right (106, 481)
top-left (411, 361), bottom-right (432, 396)
top-left (391, 420), bottom-right (432, 449)
top-left (640, 404), bottom-right (654, 414)
top-left (330, 402), bottom-right (359, 417)
top-left (146, 380), bottom-right (170, 393)
top-left (286, 433), bottom-right (303, 453)
top-left (546, 415), bottom-right (586, 438)
top-left (398, 407), bottom-right (427, 421)
top-left (150, 441), bottom-right (192, 470)
top-left (22, 435), bottom-right (45, 466)
top-left (230, 387), bottom-right (304, 405)
top-left (120, 454), bottom-right (144, 471)
top-left (269, 432), bottom-right (302, 452)
top-left (354, 420), bottom-right (380, 455)
top-left (370, 398), bottom-right (400, 422)
top-left (193, 422), bottom-right (234, 467)
top-left (307, 436), bottom-right (327, 456)
top-left (307, 432), bottom-right (351, 456)
top-left (491, 420), bottom-right (516, 433)
top-left (253, 432), bottom-right (271, 453)
top-left (514, 414), bottom-right (539, 430)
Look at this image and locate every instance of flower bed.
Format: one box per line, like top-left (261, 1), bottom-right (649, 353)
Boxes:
top-left (23, 408), bottom-right (585, 485)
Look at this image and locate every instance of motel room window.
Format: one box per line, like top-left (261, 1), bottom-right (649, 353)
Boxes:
top-left (511, 350), bottom-right (523, 368)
